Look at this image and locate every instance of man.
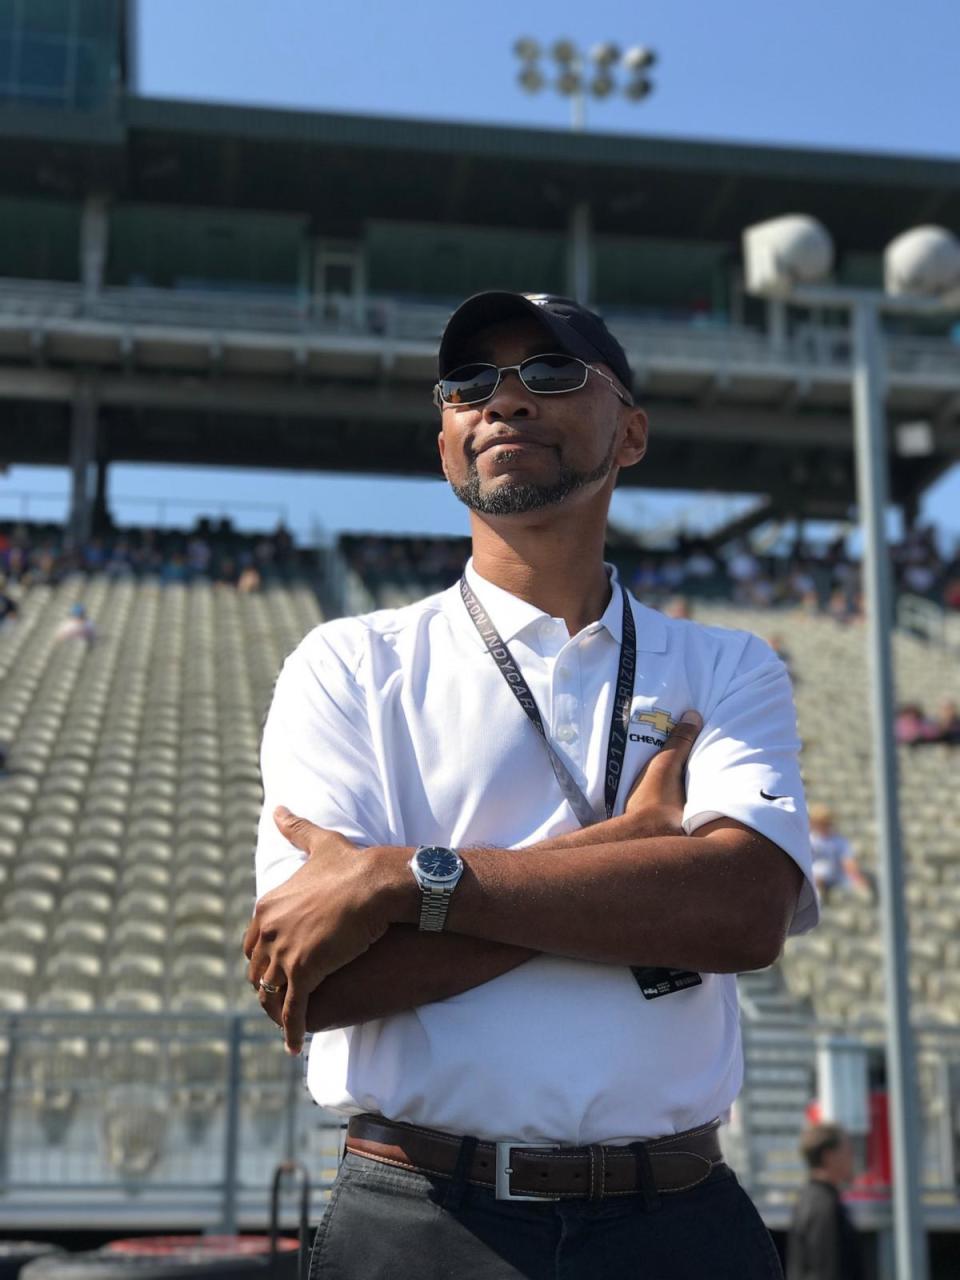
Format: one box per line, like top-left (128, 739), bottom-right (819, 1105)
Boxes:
top-left (787, 1123), bottom-right (864, 1280)
top-left (809, 803), bottom-right (874, 903)
top-left (245, 292), bottom-right (818, 1278)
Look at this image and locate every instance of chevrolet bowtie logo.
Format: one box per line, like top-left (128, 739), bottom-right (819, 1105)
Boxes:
top-left (631, 708), bottom-right (676, 734)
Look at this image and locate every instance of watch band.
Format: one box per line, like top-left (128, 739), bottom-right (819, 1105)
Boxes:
top-left (418, 884), bottom-right (455, 932)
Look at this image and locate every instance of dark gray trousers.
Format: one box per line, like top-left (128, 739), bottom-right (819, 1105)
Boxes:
top-left (308, 1152), bottom-right (783, 1279)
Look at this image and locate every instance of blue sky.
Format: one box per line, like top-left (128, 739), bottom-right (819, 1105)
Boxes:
top-left (2, 0), bottom-right (958, 546)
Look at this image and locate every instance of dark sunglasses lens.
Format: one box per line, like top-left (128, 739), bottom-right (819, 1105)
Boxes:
top-left (440, 364), bottom-right (499, 404)
top-left (520, 355), bottom-right (587, 394)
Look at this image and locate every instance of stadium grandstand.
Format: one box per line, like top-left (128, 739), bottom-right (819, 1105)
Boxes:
top-left (1, 0), bottom-right (960, 1274)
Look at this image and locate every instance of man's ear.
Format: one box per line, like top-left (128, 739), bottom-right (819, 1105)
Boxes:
top-left (616, 407), bottom-right (648, 470)
top-left (437, 428), bottom-right (449, 480)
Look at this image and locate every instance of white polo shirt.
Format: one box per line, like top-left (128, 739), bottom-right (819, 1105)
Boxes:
top-left (256, 560), bottom-right (817, 1145)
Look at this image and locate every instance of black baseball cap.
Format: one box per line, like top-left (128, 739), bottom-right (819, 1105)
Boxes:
top-left (438, 291), bottom-right (633, 391)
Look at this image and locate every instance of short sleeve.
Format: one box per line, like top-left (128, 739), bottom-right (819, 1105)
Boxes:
top-left (682, 633), bottom-right (818, 935)
top-left (255, 629), bottom-right (390, 899)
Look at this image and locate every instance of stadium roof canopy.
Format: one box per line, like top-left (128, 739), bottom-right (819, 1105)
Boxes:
top-left (1, 95), bottom-right (958, 245)
top-left (0, 92), bottom-right (958, 532)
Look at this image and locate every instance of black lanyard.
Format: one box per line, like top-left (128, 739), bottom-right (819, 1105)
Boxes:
top-left (460, 575), bottom-right (636, 827)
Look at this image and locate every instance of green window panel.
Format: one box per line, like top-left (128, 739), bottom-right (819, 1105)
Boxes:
top-left (594, 237), bottom-right (731, 316)
top-left (0, 197), bottom-right (80, 280)
top-left (837, 252), bottom-right (882, 288)
top-left (366, 221), bottom-right (566, 300)
top-left (0, 0), bottom-right (118, 111)
top-left (108, 206), bottom-right (305, 292)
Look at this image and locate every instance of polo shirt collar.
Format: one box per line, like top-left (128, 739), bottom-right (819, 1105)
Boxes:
top-left (460, 558), bottom-right (669, 650)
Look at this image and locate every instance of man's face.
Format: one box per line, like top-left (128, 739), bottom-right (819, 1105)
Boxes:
top-left (437, 316), bottom-right (646, 519)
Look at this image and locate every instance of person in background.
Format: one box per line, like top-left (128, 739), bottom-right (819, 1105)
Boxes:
top-left (787, 1122), bottom-right (864, 1280)
top-left (54, 602), bottom-right (97, 646)
top-left (929, 698), bottom-right (960, 746)
top-left (0, 580), bottom-right (17, 630)
top-left (894, 703), bottom-right (936, 747)
top-left (809, 804), bottom-right (873, 903)
top-left (767, 632), bottom-right (795, 681)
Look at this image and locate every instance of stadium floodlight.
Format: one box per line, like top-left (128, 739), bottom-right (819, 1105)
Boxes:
top-left (551, 39), bottom-right (577, 64)
top-left (590, 42), bottom-right (621, 67)
top-left (623, 76), bottom-right (653, 102)
top-left (512, 35), bottom-right (658, 131)
top-left (518, 64), bottom-right (545, 93)
top-left (623, 44), bottom-right (656, 71)
top-left (743, 214), bottom-right (960, 1280)
top-left (556, 69), bottom-right (583, 96)
top-left (513, 36), bottom-right (541, 62)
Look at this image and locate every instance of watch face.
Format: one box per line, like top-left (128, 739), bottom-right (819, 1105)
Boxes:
top-left (415, 847), bottom-right (462, 881)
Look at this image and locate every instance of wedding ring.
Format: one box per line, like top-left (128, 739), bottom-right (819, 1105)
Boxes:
top-left (259, 978), bottom-right (283, 995)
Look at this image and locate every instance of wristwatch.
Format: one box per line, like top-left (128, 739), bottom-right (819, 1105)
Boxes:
top-left (409, 845), bottom-right (464, 932)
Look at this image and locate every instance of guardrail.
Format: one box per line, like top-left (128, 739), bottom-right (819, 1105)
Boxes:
top-left (3, 1008), bottom-right (960, 1230)
top-left (735, 1017), bottom-right (960, 1228)
top-left (901, 591), bottom-right (957, 650)
top-left (0, 1010), bottom-right (341, 1230)
top-left (0, 279), bottom-right (957, 378)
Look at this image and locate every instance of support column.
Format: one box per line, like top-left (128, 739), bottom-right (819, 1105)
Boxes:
top-left (767, 297), bottom-right (787, 352)
top-left (567, 201), bottom-right (592, 305)
top-left (80, 194), bottom-right (109, 305)
top-left (91, 454), bottom-right (111, 534)
top-left (67, 382), bottom-right (99, 549)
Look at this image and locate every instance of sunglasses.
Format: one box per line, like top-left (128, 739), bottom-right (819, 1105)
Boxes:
top-left (434, 353), bottom-right (634, 409)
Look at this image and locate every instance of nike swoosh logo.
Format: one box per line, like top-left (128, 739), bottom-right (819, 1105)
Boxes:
top-left (760, 789), bottom-right (787, 801)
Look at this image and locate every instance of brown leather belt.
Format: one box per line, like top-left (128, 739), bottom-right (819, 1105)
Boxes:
top-left (345, 1113), bottom-right (725, 1202)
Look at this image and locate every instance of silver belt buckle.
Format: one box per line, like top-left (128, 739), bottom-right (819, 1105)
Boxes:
top-left (495, 1142), bottom-right (558, 1201)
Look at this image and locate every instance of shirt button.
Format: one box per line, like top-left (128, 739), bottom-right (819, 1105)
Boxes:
top-left (558, 665), bottom-right (571, 680)
top-left (556, 725), bottom-right (577, 743)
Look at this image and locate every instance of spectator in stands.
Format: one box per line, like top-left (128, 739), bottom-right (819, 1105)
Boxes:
top-left (54, 603), bottom-right (97, 647)
top-left (809, 804), bottom-right (873, 903)
top-left (895, 702), bottom-right (936, 747)
top-left (186, 534), bottom-right (212, 578)
top-left (237, 564), bottom-right (261, 594)
top-left (787, 1121), bottom-right (864, 1280)
top-left (929, 698), bottom-right (960, 746)
top-left (0, 581), bottom-right (17, 630)
top-left (727, 540), bottom-right (760, 604)
top-left (663, 594), bottom-right (692, 619)
top-left (767, 632), bottom-right (795, 681)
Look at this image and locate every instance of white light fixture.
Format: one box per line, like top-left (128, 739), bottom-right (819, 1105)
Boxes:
top-left (742, 214), bottom-right (834, 298)
top-left (885, 226), bottom-right (960, 301)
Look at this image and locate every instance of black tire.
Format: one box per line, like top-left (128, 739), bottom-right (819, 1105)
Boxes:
top-left (20, 1252), bottom-right (298, 1279)
top-left (0, 1242), bottom-right (63, 1280)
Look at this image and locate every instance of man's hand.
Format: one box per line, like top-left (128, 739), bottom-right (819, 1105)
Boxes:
top-left (242, 807), bottom-right (394, 1055)
top-left (622, 709), bottom-right (702, 836)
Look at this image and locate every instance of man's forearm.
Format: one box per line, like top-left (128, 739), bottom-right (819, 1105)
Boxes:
top-left (303, 812), bottom-right (648, 1030)
top-left (305, 926), bottom-right (533, 1032)
top-left (379, 821), bottom-right (802, 975)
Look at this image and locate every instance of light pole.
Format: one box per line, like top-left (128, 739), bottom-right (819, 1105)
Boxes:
top-left (743, 216), bottom-right (960, 1280)
top-left (512, 38), bottom-right (657, 304)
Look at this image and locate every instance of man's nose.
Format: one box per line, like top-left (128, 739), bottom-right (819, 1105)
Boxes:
top-left (481, 369), bottom-right (535, 422)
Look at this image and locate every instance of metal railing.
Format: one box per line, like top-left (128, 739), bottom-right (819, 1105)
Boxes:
top-left (0, 278), bottom-right (956, 378)
top-left (734, 1017), bottom-right (960, 1228)
top-left (0, 1010), bottom-right (341, 1230)
top-left (3, 1008), bottom-right (960, 1229)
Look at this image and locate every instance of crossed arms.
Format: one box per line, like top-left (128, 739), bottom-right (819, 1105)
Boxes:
top-left (244, 712), bottom-right (804, 1055)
